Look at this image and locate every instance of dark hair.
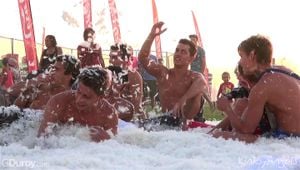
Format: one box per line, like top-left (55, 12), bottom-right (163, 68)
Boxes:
top-left (77, 67), bottom-right (109, 95)
top-left (2, 57), bottom-right (9, 66)
top-left (189, 34), bottom-right (198, 40)
top-left (45, 35), bottom-right (57, 46)
top-left (56, 55), bottom-right (80, 86)
top-left (110, 43), bottom-right (130, 61)
top-left (178, 39), bottom-right (197, 57)
top-left (83, 27), bottom-right (95, 41)
top-left (238, 35), bottom-right (273, 65)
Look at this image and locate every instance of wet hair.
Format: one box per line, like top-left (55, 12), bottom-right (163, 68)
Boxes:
top-left (83, 27), bottom-right (95, 41)
top-left (2, 57), bottom-right (9, 66)
top-left (109, 43), bottom-right (130, 61)
top-left (77, 67), bottom-right (109, 95)
top-left (178, 39), bottom-right (197, 57)
top-left (56, 55), bottom-right (80, 86)
top-left (238, 35), bottom-right (273, 65)
top-left (45, 35), bottom-right (57, 46)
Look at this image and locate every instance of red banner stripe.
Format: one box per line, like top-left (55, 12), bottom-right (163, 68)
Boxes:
top-left (83, 0), bottom-right (92, 28)
top-left (151, 0), bottom-right (162, 59)
top-left (108, 0), bottom-right (122, 44)
top-left (18, 0), bottom-right (38, 72)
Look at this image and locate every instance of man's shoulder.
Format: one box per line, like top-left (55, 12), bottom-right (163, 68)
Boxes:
top-left (99, 99), bottom-right (118, 117)
top-left (49, 90), bottom-right (74, 104)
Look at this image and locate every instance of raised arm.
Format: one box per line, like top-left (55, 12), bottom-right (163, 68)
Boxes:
top-left (138, 22), bottom-right (167, 77)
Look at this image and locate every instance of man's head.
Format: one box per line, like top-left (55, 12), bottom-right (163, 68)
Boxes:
top-left (173, 39), bottom-right (197, 67)
top-left (45, 35), bottom-right (57, 48)
top-left (50, 55), bottom-right (80, 87)
top-left (2, 57), bottom-right (9, 67)
top-left (109, 44), bottom-right (130, 68)
top-left (189, 34), bottom-right (198, 46)
top-left (77, 67), bottom-right (109, 96)
top-left (83, 27), bottom-right (95, 42)
top-left (238, 35), bottom-right (273, 75)
top-left (75, 67), bottom-right (109, 112)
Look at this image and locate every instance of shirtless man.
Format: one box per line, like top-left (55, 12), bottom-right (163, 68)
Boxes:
top-left (214, 35), bottom-right (300, 142)
top-left (108, 44), bottom-right (146, 120)
top-left (38, 67), bottom-right (118, 142)
top-left (14, 55), bottom-right (80, 110)
top-left (138, 22), bottom-right (208, 128)
top-left (105, 69), bottom-right (135, 122)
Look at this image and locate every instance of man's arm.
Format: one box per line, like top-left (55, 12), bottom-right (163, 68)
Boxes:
top-left (126, 71), bottom-right (147, 119)
top-left (217, 83), bottom-right (267, 133)
top-left (172, 73), bottom-right (208, 117)
top-left (90, 108), bottom-right (118, 142)
top-left (138, 22), bottom-right (167, 77)
top-left (37, 95), bottom-right (61, 137)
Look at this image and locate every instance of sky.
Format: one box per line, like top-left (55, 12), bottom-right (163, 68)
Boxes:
top-left (1, 107), bottom-right (300, 169)
top-left (0, 0), bottom-right (300, 97)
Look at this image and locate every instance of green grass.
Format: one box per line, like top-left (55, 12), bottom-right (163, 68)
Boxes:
top-left (203, 102), bottom-right (224, 121)
top-left (143, 101), bottom-right (224, 121)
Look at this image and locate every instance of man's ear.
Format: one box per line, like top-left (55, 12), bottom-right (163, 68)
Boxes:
top-left (249, 50), bottom-right (256, 60)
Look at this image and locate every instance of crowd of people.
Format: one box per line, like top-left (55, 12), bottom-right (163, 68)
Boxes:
top-left (0, 22), bottom-right (299, 143)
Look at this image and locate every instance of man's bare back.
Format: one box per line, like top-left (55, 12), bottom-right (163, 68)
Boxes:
top-left (215, 35), bottom-right (300, 142)
top-left (254, 70), bottom-right (300, 134)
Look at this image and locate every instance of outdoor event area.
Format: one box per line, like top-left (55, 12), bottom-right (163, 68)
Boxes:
top-left (1, 0), bottom-right (300, 169)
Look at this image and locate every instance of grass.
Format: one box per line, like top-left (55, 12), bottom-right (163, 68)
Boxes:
top-left (202, 102), bottom-right (224, 121)
top-left (143, 100), bottom-right (224, 121)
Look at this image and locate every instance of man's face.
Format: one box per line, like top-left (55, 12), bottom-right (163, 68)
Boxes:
top-left (109, 50), bottom-right (128, 68)
top-left (49, 61), bottom-right (70, 86)
top-left (173, 43), bottom-right (193, 66)
top-left (75, 82), bottom-right (99, 112)
top-left (238, 50), bottom-right (256, 75)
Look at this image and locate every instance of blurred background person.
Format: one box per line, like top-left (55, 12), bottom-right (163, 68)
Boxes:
top-left (39, 35), bottom-right (63, 72)
top-left (77, 27), bottom-right (105, 68)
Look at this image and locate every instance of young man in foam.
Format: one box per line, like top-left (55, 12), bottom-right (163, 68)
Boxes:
top-left (38, 67), bottom-right (118, 142)
top-left (138, 22), bottom-right (208, 129)
top-left (14, 55), bottom-right (80, 110)
top-left (108, 44), bottom-right (146, 120)
top-left (214, 35), bottom-right (300, 142)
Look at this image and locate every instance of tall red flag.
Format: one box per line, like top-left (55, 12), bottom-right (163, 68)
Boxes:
top-left (18, 0), bottom-right (38, 72)
top-left (83, 0), bottom-right (92, 28)
top-left (191, 11), bottom-right (203, 48)
top-left (151, 0), bottom-right (162, 59)
top-left (108, 0), bottom-right (122, 43)
top-left (191, 11), bottom-right (209, 92)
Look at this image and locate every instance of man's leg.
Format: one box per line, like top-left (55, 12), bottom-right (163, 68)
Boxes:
top-left (193, 97), bottom-right (205, 122)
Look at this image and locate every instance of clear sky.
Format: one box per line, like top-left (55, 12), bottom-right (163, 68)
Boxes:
top-left (1, 0), bottom-right (299, 97)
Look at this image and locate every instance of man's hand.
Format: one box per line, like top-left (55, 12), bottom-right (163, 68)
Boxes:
top-left (89, 126), bottom-right (111, 142)
top-left (171, 96), bottom-right (187, 118)
top-left (150, 22), bottom-right (167, 37)
top-left (216, 96), bottom-right (233, 113)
